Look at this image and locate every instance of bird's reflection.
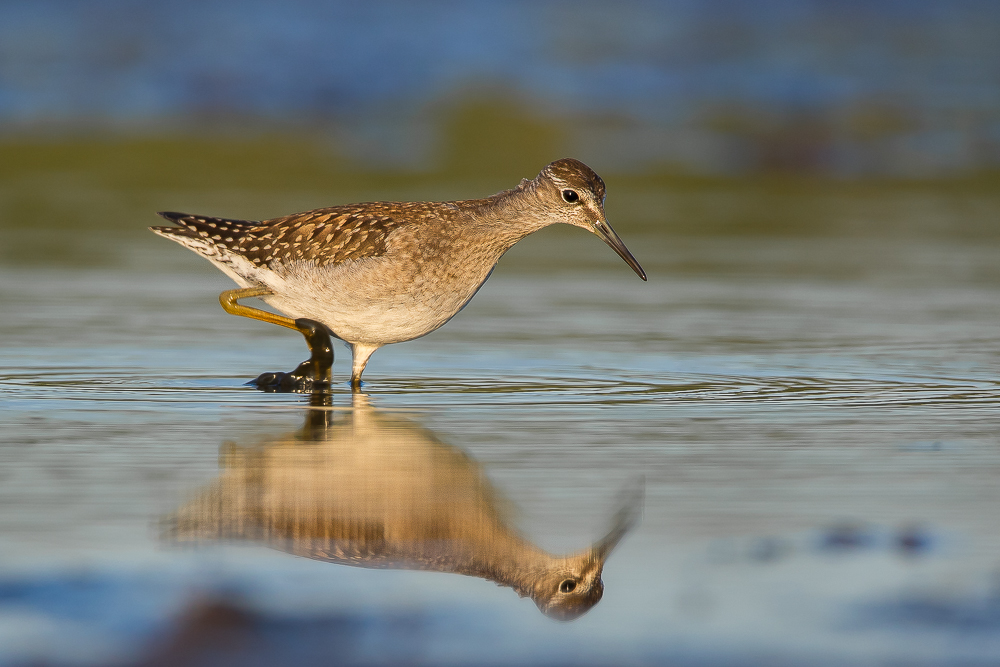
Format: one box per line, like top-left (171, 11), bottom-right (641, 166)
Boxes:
top-left (164, 393), bottom-right (640, 621)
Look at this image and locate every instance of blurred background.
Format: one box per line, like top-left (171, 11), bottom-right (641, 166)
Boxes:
top-left (2, 1), bottom-right (1000, 666)
top-left (4, 0), bottom-right (1000, 175)
top-left (2, 0), bottom-right (999, 256)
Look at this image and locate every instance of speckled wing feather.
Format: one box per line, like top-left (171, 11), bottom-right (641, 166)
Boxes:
top-left (246, 204), bottom-right (417, 267)
top-left (153, 203), bottom-right (425, 269)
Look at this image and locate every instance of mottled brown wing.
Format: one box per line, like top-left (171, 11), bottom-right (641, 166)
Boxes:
top-left (155, 202), bottom-right (431, 270)
top-left (244, 204), bottom-right (411, 268)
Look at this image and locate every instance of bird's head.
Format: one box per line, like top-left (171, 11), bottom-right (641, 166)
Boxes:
top-left (534, 158), bottom-right (646, 281)
top-left (530, 552), bottom-right (608, 621)
top-left (528, 479), bottom-right (644, 621)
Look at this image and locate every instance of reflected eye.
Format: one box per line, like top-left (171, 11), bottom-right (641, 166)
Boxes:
top-left (559, 579), bottom-right (577, 593)
top-left (561, 189), bottom-right (579, 203)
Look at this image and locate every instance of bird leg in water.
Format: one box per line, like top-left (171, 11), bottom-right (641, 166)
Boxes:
top-left (219, 287), bottom-right (334, 392)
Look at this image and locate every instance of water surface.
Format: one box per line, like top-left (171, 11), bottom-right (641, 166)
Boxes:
top-left (1, 171), bottom-right (1000, 665)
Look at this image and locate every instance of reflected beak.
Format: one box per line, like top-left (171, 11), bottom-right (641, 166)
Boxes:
top-left (593, 219), bottom-right (647, 281)
top-left (593, 477), bottom-right (644, 561)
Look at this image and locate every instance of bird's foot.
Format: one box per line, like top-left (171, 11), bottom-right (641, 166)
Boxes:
top-left (248, 318), bottom-right (334, 393)
top-left (248, 361), bottom-right (328, 393)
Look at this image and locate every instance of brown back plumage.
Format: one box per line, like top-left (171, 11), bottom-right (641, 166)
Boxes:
top-left (151, 159), bottom-right (608, 271)
top-left (152, 203), bottom-right (432, 269)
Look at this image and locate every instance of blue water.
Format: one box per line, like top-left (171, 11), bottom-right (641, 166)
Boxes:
top-left (2, 208), bottom-right (1000, 664)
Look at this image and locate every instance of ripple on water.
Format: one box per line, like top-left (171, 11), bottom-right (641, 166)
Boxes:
top-left (4, 364), bottom-right (998, 418)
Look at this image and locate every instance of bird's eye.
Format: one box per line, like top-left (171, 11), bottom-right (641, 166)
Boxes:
top-left (561, 189), bottom-right (579, 203)
top-left (559, 579), bottom-right (577, 593)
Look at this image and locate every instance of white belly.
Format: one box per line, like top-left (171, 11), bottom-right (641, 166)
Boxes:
top-left (257, 255), bottom-right (494, 346)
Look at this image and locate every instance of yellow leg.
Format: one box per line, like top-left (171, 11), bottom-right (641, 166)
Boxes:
top-left (220, 287), bottom-right (299, 331)
top-left (220, 287), bottom-right (334, 391)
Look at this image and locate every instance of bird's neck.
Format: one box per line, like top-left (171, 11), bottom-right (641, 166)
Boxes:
top-left (463, 179), bottom-right (554, 252)
top-left (423, 535), bottom-right (558, 598)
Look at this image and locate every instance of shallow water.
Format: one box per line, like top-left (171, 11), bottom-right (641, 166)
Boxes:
top-left (2, 176), bottom-right (1000, 666)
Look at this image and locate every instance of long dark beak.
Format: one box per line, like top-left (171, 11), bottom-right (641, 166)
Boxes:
top-left (593, 219), bottom-right (647, 281)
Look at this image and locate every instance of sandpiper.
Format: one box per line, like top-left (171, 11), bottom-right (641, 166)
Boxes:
top-left (151, 158), bottom-right (646, 388)
top-left (164, 393), bottom-right (642, 620)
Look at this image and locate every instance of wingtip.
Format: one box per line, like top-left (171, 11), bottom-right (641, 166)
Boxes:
top-left (156, 211), bottom-right (189, 223)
